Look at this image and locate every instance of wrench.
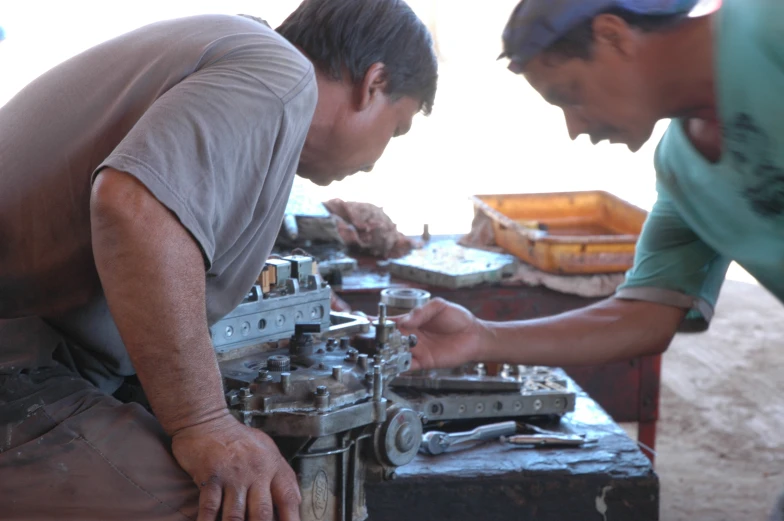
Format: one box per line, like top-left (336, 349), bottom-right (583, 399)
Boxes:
top-left (420, 421), bottom-right (518, 456)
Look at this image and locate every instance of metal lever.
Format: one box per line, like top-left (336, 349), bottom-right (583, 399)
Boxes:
top-left (420, 421), bottom-right (518, 456)
top-left (500, 423), bottom-right (592, 448)
top-left (500, 434), bottom-right (587, 448)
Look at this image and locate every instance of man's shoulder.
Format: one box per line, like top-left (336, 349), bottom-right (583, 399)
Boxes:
top-left (135, 14), bottom-right (315, 104)
top-left (720, 0), bottom-right (784, 66)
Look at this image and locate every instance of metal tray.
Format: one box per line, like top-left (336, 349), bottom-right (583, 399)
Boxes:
top-left (471, 191), bottom-right (648, 275)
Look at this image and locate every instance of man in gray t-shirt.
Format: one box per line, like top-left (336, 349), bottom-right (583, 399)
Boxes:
top-left (0, 1), bottom-right (437, 520)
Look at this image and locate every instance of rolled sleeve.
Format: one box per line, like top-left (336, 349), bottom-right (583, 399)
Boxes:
top-left (615, 186), bottom-right (730, 330)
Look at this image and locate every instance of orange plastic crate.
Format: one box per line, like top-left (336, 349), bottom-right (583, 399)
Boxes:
top-left (471, 191), bottom-right (648, 275)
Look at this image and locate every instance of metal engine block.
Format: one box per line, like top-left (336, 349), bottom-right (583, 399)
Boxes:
top-left (212, 255), bottom-right (576, 521)
top-left (214, 257), bottom-right (420, 521)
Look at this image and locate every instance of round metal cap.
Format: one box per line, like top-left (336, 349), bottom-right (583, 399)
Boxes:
top-left (266, 355), bottom-right (291, 372)
top-left (380, 288), bottom-right (431, 312)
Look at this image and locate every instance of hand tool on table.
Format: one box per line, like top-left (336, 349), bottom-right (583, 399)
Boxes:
top-left (420, 421), bottom-right (595, 456)
top-left (420, 421), bottom-right (517, 456)
top-left (501, 423), bottom-right (594, 449)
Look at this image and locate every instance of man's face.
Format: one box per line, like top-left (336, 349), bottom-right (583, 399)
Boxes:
top-left (520, 19), bottom-right (659, 152)
top-left (299, 94), bottom-right (420, 186)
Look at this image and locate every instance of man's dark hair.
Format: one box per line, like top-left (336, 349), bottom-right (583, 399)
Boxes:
top-left (277, 0), bottom-right (438, 115)
top-left (546, 8), bottom-right (688, 61)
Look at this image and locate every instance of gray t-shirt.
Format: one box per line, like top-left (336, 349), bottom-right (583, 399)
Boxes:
top-left (0, 14), bottom-right (317, 392)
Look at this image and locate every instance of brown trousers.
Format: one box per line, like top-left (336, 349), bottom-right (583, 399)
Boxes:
top-left (0, 365), bottom-right (200, 520)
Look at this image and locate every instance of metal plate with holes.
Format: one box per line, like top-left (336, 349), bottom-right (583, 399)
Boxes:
top-left (389, 388), bottom-right (575, 423)
top-left (210, 278), bottom-right (331, 354)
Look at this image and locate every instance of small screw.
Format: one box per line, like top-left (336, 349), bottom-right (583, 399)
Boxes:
top-left (316, 386), bottom-right (328, 396)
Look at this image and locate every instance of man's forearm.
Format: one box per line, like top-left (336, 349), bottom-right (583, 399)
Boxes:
top-left (479, 298), bottom-right (686, 367)
top-left (91, 169), bottom-right (227, 435)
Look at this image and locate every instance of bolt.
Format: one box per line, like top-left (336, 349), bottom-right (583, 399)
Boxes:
top-left (339, 337), bottom-right (351, 350)
top-left (395, 423), bottom-right (417, 452)
top-left (373, 368), bottom-right (383, 400)
top-left (256, 369), bottom-right (271, 382)
top-left (358, 354), bottom-right (369, 369)
top-left (533, 399), bottom-right (543, 411)
top-left (374, 354), bottom-right (383, 366)
top-left (276, 314), bottom-right (285, 326)
top-left (280, 373), bottom-right (291, 391)
top-left (476, 403), bottom-right (485, 413)
top-left (316, 348), bottom-right (325, 355)
top-left (408, 335), bottom-right (418, 348)
top-left (241, 322), bottom-right (251, 336)
top-left (332, 366), bottom-right (343, 381)
top-left (316, 386), bottom-right (328, 396)
top-left (225, 326), bottom-right (234, 338)
top-left (240, 388), bottom-right (251, 399)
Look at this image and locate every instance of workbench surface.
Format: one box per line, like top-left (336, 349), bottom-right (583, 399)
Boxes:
top-left (366, 389), bottom-right (659, 521)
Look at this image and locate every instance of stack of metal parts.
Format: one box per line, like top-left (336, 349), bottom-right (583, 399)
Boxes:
top-left (390, 364), bottom-right (575, 424)
top-left (211, 260), bottom-right (576, 521)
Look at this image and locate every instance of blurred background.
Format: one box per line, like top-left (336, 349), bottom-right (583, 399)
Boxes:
top-left (0, 0), bottom-right (667, 236)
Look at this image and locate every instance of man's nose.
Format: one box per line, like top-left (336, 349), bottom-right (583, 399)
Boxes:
top-left (563, 108), bottom-right (588, 141)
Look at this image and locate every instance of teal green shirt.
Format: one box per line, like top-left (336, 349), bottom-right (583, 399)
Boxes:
top-left (616, 0), bottom-right (784, 327)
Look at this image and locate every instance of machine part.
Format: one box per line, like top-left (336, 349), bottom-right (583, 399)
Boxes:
top-left (213, 262), bottom-right (577, 521)
top-left (385, 242), bottom-right (517, 289)
top-left (220, 302), bottom-right (419, 521)
top-left (267, 355), bottom-right (291, 372)
top-left (210, 256), bottom-right (331, 356)
top-left (390, 366), bottom-right (575, 423)
top-left (379, 288), bottom-right (431, 316)
top-left (419, 421), bottom-right (518, 456)
top-left (375, 405), bottom-right (423, 467)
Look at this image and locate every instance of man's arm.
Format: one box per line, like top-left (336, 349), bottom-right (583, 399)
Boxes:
top-left (91, 168), bottom-right (300, 521)
top-left (483, 297), bottom-right (685, 366)
top-left (398, 297), bottom-right (683, 371)
top-left (400, 181), bottom-right (728, 371)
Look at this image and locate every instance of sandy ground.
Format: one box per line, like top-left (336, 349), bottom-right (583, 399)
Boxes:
top-left (640, 279), bottom-right (784, 521)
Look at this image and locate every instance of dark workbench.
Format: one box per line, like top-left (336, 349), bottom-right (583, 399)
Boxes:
top-left (335, 244), bottom-right (660, 462)
top-left (366, 390), bottom-right (659, 521)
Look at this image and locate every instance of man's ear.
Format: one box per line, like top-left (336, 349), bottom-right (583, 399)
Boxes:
top-left (356, 62), bottom-right (389, 111)
top-left (592, 14), bottom-right (638, 59)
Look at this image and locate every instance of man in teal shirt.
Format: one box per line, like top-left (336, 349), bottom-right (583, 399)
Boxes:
top-left (399, 0), bottom-right (784, 516)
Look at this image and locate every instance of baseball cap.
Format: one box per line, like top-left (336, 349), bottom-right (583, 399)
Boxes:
top-left (499, 0), bottom-right (710, 70)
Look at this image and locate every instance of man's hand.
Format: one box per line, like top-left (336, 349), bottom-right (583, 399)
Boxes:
top-left (172, 414), bottom-right (300, 521)
top-left (396, 298), bottom-right (491, 371)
